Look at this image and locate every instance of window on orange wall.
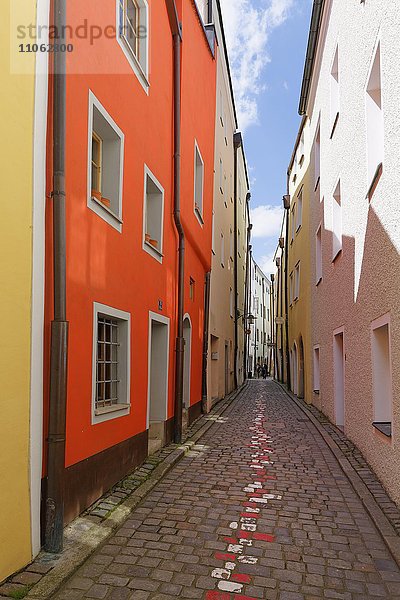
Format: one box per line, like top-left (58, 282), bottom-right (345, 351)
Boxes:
top-left (118, 0), bottom-right (149, 85)
top-left (189, 277), bottom-right (195, 301)
top-left (194, 141), bottom-right (204, 222)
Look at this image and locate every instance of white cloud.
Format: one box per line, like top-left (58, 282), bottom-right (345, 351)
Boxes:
top-left (250, 204), bottom-right (283, 239)
top-left (259, 252), bottom-right (277, 278)
top-left (219, 0), bottom-right (294, 130)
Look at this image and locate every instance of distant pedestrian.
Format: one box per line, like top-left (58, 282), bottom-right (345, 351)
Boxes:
top-left (257, 363), bottom-right (262, 378)
top-left (262, 363), bottom-right (267, 379)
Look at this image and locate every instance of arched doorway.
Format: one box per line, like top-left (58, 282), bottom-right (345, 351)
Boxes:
top-left (292, 343), bottom-right (298, 395)
top-left (183, 315), bottom-right (192, 409)
top-left (298, 336), bottom-right (305, 399)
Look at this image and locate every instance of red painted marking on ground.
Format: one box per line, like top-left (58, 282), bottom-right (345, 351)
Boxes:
top-left (239, 530), bottom-right (252, 539)
top-left (231, 573), bottom-right (251, 584)
top-left (253, 532), bottom-right (275, 542)
top-left (240, 512), bottom-right (260, 518)
top-left (223, 537), bottom-right (238, 543)
top-left (215, 552), bottom-right (237, 561)
top-left (237, 596), bottom-right (259, 600)
top-left (205, 592), bottom-right (231, 600)
top-left (243, 502), bottom-right (258, 508)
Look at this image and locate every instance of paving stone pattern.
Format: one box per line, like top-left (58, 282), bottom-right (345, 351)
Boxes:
top-left (53, 380), bottom-right (400, 599)
top-left (294, 394), bottom-right (400, 535)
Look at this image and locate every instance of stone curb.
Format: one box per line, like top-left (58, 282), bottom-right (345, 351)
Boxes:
top-left (276, 380), bottom-right (400, 569)
top-left (26, 383), bottom-right (247, 600)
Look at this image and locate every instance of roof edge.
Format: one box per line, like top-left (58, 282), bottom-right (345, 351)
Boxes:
top-left (298, 0), bottom-right (325, 116)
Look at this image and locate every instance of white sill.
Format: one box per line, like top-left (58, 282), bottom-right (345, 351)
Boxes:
top-left (316, 276), bottom-right (322, 286)
top-left (296, 224), bottom-right (302, 234)
top-left (330, 112), bottom-right (339, 139)
top-left (332, 247), bottom-right (342, 262)
top-left (195, 207), bottom-right (204, 225)
top-left (94, 403), bottom-right (130, 416)
top-left (88, 196), bottom-right (123, 232)
top-left (143, 239), bottom-right (163, 262)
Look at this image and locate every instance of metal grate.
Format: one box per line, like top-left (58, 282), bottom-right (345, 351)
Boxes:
top-left (96, 316), bottom-right (120, 410)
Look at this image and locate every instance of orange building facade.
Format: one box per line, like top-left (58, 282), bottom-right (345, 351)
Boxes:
top-left (43, 0), bottom-right (217, 524)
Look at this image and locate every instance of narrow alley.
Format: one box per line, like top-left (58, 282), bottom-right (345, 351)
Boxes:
top-left (54, 381), bottom-right (400, 600)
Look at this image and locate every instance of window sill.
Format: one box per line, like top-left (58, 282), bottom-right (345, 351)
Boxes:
top-left (372, 422), bottom-right (392, 438)
top-left (89, 196), bottom-right (123, 230)
top-left (316, 276), bottom-right (322, 286)
top-left (367, 163), bottom-right (383, 202)
top-left (314, 176), bottom-right (320, 192)
top-left (330, 112), bottom-right (339, 139)
top-left (144, 239), bottom-right (164, 260)
top-left (95, 403), bottom-right (130, 417)
top-left (299, 154), bottom-right (304, 167)
top-left (296, 224), bottom-right (302, 234)
top-left (195, 207), bottom-right (204, 225)
top-left (332, 247), bottom-right (342, 263)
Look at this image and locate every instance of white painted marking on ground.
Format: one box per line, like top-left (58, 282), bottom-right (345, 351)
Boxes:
top-left (218, 581), bottom-right (243, 593)
top-left (212, 568), bottom-right (231, 580)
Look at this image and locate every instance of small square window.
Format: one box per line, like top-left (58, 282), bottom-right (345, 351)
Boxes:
top-left (143, 166), bottom-right (164, 262)
top-left (88, 92), bottom-right (124, 232)
top-left (92, 303), bottom-right (130, 424)
top-left (194, 141), bottom-right (204, 223)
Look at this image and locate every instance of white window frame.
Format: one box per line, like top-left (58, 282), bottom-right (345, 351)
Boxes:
top-left (87, 91), bottom-right (125, 233)
top-left (294, 262), bottom-right (300, 301)
top-left (366, 38), bottom-right (384, 198)
top-left (211, 210), bottom-right (215, 255)
top-left (117, 0), bottom-right (150, 94)
top-left (220, 232), bottom-right (225, 267)
top-left (332, 179), bottom-right (342, 261)
top-left (194, 140), bottom-right (204, 225)
top-left (371, 313), bottom-right (392, 439)
top-left (313, 345), bottom-right (320, 393)
top-left (290, 204), bottom-right (296, 243)
top-left (289, 272), bottom-right (294, 306)
top-left (296, 188), bottom-right (303, 232)
top-left (314, 123), bottom-right (321, 189)
top-left (91, 302), bottom-right (131, 425)
top-left (219, 157), bottom-right (224, 194)
top-left (142, 165), bottom-right (165, 263)
top-left (316, 223), bottom-right (322, 284)
top-left (230, 288), bottom-right (234, 318)
top-left (330, 45), bottom-right (340, 137)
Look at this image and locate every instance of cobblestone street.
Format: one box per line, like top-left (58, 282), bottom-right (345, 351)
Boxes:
top-left (55, 381), bottom-right (400, 600)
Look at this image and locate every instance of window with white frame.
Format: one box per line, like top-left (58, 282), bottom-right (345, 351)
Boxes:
top-left (88, 92), bottom-right (124, 232)
top-left (230, 228), bottom-right (234, 264)
top-left (299, 130), bottom-right (305, 165)
top-left (332, 180), bottom-right (342, 260)
top-left (330, 46), bottom-right (340, 135)
top-left (296, 189), bottom-right (303, 231)
top-left (194, 0), bottom-right (209, 23)
top-left (315, 124), bottom-right (321, 188)
top-left (291, 204), bottom-right (296, 242)
top-left (294, 262), bottom-right (300, 301)
top-left (92, 303), bottom-right (130, 424)
top-left (313, 346), bottom-right (320, 392)
top-left (316, 224), bottom-right (322, 284)
top-left (289, 272), bottom-right (294, 305)
top-left (143, 167), bottom-right (164, 261)
top-left (366, 41), bottom-right (384, 197)
top-left (194, 141), bottom-right (204, 222)
top-left (118, 0), bottom-right (149, 89)
top-left (371, 315), bottom-right (392, 437)
top-left (220, 232), bottom-right (225, 267)
top-left (211, 210), bottom-right (215, 254)
top-left (219, 157), bottom-right (224, 193)
top-left (230, 288), bottom-right (234, 318)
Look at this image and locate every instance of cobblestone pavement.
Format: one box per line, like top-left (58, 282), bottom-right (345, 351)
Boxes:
top-left (54, 380), bottom-right (400, 600)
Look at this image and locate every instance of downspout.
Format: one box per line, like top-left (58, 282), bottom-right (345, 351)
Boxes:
top-left (45, 0), bottom-right (68, 553)
top-left (201, 271), bottom-right (211, 413)
top-left (283, 193), bottom-right (291, 390)
top-left (165, 0), bottom-right (184, 443)
top-left (233, 133), bottom-right (241, 389)
top-left (243, 219), bottom-right (252, 379)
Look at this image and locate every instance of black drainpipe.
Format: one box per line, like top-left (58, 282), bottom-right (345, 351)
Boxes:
top-left (233, 133), bottom-right (242, 389)
top-left (45, 0), bottom-right (69, 553)
top-left (201, 271), bottom-right (211, 413)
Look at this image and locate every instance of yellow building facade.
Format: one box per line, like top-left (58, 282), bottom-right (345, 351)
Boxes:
top-left (286, 120), bottom-right (313, 403)
top-left (0, 0), bottom-right (48, 581)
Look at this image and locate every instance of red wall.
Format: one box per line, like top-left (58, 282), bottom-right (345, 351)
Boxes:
top-left (44, 0), bottom-right (216, 471)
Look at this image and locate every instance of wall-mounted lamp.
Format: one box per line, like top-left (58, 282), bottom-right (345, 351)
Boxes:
top-left (279, 237), bottom-right (285, 249)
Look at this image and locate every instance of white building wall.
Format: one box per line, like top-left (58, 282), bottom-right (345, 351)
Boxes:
top-left (306, 0), bottom-right (400, 502)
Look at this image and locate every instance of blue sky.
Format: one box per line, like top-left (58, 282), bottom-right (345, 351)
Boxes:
top-left (220, 0), bottom-right (312, 275)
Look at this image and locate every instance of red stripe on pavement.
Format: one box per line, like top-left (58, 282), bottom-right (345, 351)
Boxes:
top-left (240, 512), bottom-right (260, 518)
top-left (253, 532), bottom-right (275, 542)
top-left (215, 552), bottom-right (237, 561)
top-left (231, 573), bottom-right (251, 584)
top-left (223, 537), bottom-right (238, 543)
top-left (205, 592), bottom-right (231, 600)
